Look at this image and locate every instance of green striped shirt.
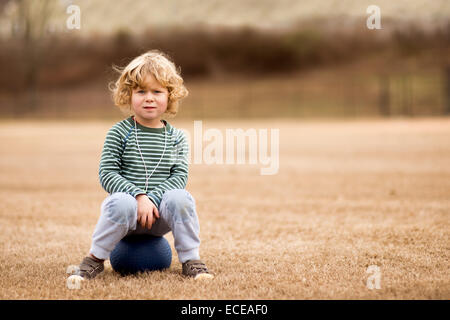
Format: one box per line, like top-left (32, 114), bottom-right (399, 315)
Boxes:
top-left (99, 116), bottom-right (189, 207)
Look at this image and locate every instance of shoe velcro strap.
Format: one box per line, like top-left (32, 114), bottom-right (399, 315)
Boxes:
top-left (80, 257), bottom-right (102, 271)
top-left (186, 261), bottom-right (208, 271)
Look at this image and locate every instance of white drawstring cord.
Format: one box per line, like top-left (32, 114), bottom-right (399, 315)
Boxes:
top-left (134, 118), bottom-right (167, 193)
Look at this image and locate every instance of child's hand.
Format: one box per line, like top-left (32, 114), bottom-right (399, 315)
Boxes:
top-left (136, 194), bottom-right (160, 229)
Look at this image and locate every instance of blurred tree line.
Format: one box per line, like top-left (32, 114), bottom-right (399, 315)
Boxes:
top-left (0, 0), bottom-right (449, 117)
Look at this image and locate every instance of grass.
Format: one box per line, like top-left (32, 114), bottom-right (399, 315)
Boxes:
top-left (0, 117), bottom-right (449, 299)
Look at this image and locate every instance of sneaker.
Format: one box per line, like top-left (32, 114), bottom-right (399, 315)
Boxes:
top-left (77, 256), bottom-right (104, 279)
top-left (182, 260), bottom-right (214, 280)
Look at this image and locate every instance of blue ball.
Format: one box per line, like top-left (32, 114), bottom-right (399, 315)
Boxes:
top-left (110, 235), bottom-right (172, 276)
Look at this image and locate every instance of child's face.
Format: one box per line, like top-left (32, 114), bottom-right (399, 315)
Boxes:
top-left (131, 74), bottom-right (168, 127)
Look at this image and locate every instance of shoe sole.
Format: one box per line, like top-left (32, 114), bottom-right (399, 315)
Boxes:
top-left (194, 273), bottom-right (214, 280)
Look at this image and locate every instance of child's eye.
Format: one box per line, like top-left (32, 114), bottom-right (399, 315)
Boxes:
top-left (137, 90), bottom-right (146, 94)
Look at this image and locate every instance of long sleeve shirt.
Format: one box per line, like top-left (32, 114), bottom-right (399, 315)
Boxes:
top-left (99, 116), bottom-right (189, 207)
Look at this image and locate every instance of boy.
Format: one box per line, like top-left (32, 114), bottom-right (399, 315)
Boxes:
top-left (74, 50), bottom-right (213, 280)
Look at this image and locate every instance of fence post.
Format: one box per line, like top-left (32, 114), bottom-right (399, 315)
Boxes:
top-left (401, 74), bottom-right (413, 116)
top-left (378, 74), bottom-right (390, 117)
top-left (445, 65), bottom-right (450, 115)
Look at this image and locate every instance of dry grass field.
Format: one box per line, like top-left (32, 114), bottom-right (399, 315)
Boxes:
top-left (0, 117), bottom-right (449, 299)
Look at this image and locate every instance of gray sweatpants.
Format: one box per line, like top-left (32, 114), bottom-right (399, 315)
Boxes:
top-left (89, 189), bottom-right (201, 263)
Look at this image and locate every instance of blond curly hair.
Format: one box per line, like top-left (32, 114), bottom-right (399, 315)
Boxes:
top-left (109, 50), bottom-right (188, 117)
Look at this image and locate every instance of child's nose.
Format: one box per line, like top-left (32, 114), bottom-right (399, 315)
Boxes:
top-left (145, 93), bottom-right (155, 101)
